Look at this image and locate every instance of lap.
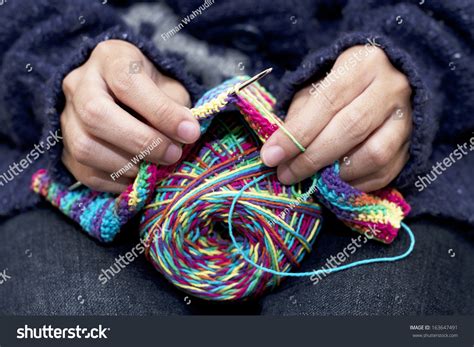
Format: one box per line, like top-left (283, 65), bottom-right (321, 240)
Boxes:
top-left (1, 206), bottom-right (472, 315)
top-left (260, 214), bottom-right (474, 315)
top-left (0, 206), bottom-right (197, 315)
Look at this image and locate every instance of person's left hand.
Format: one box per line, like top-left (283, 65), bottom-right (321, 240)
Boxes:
top-left (260, 45), bottom-right (413, 192)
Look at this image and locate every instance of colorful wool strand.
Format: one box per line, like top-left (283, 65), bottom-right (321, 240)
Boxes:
top-left (31, 76), bottom-right (410, 300)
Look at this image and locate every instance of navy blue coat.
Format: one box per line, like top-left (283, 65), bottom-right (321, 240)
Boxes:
top-left (0, 0), bottom-right (472, 226)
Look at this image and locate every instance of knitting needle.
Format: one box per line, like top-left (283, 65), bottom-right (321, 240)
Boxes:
top-left (231, 67), bottom-right (273, 95)
top-left (68, 181), bottom-right (83, 191)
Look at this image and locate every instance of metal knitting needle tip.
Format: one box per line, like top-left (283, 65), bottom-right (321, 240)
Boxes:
top-left (232, 67), bottom-right (273, 94)
top-left (68, 181), bottom-right (83, 191)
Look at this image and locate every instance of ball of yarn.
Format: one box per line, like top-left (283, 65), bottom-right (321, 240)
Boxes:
top-left (140, 116), bottom-right (322, 300)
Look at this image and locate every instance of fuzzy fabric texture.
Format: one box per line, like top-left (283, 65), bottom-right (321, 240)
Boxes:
top-left (0, 0), bottom-right (473, 226)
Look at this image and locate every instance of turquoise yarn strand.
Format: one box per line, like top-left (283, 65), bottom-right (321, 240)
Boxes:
top-left (227, 173), bottom-right (415, 278)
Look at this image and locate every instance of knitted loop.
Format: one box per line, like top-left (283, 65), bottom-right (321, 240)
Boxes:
top-left (31, 75), bottom-right (410, 300)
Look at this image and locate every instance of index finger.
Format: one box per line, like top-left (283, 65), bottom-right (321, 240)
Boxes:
top-left (261, 48), bottom-right (375, 167)
top-left (103, 58), bottom-right (200, 144)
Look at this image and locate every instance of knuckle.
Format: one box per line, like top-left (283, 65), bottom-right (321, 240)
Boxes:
top-left (94, 40), bottom-right (120, 57)
top-left (95, 40), bottom-right (142, 58)
top-left (299, 151), bottom-right (319, 172)
top-left (81, 98), bottom-right (107, 128)
top-left (71, 134), bottom-right (94, 164)
top-left (109, 59), bottom-right (136, 94)
top-left (153, 99), bottom-right (175, 121)
top-left (94, 41), bottom-right (112, 56)
top-left (62, 71), bottom-right (78, 95)
top-left (289, 124), bottom-right (311, 147)
top-left (392, 73), bottom-right (412, 96)
top-left (343, 109), bottom-right (369, 141)
top-left (338, 46), bottom-right (359, 60)
top-left (318, 85), bottom-right (339, 113)
top-left (83, 97), bottom-right (107, 117)
top-left (366, 141), bottom-right (391, 167)
top-left (367, 47), bottom-right (387, 62)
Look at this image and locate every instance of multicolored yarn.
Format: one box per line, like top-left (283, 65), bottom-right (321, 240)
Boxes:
top-left (31, 76), bottom-right (411, 300)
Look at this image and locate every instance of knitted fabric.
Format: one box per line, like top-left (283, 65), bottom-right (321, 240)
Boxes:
top-left (31, 76), bottom-right (410, 300)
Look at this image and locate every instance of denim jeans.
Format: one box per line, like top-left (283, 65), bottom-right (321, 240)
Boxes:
top-left (0, 204), bottom-right (472, 315)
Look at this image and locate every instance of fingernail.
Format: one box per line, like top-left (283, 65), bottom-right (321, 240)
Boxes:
top-left (177, 120), bottom-right (200, 143)
top-left (261, 145), bottom-right (285, 167)
top-left (163, 143), bottom-right (182, 164)
top-left (278, 165), bottom-right (296, 185)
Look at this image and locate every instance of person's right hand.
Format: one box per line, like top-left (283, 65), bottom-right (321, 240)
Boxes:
top-left (61, 40), bottom-right (200, 193)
